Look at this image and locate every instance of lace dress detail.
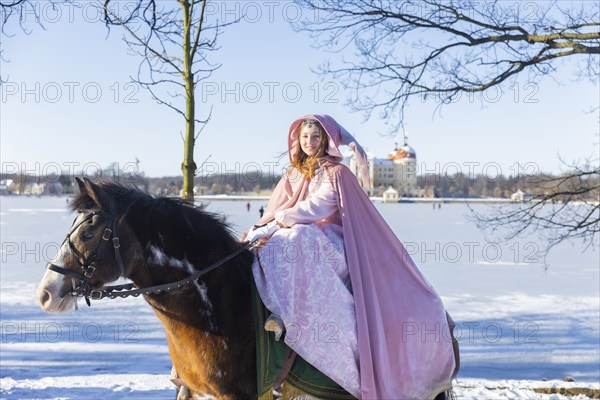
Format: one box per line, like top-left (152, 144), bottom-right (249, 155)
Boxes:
top-left (252, 170), bottom-right (360, 397)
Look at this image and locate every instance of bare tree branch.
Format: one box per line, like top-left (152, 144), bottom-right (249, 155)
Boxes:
top-left (297, 0), bottom-right (599, 127)
top-left (468, 158), bottom-right (600, 265)
top-left (1, 0), bottom-right (65, 82)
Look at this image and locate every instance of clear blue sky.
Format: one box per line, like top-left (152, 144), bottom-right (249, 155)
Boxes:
top-left (1, 1), bottom-right (598, 179)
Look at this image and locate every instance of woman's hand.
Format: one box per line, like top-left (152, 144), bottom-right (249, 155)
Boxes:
top-left (251, 236), bottom-right (271, 250)
top-left (246, 220), bottom-right (280, 243)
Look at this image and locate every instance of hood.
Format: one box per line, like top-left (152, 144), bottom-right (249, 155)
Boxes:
top-left (287, 114), bottom-right (371, 191)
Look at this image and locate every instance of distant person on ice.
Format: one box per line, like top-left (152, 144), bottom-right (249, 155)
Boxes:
top-left (258, 206), bottom-right (264, 218)
top-left (246, 202), bottom-right (250, 212)
top-left (244, 114), bottom-right (459, 399)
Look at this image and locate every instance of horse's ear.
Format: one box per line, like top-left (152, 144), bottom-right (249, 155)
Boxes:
top-left (75, 177), bottom-right (86, 194)
top-left (83, 178), bottom-right (112, 211)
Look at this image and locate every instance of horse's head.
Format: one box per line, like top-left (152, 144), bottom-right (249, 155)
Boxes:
top-left (37, 178), bottom-right (141, 313)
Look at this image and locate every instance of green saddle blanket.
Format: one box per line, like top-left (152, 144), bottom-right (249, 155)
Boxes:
top-left (251, 280), bottom-right (355, 400)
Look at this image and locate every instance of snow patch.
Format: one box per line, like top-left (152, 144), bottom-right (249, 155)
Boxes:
top-left (0, 374), bottom-right (174, 391)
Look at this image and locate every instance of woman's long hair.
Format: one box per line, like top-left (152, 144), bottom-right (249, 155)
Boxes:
top-left (291, 119), bottom-right (330, 180)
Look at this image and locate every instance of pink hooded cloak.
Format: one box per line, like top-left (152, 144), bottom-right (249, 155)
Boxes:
top-left (255, 114), bottom-right (459, 400)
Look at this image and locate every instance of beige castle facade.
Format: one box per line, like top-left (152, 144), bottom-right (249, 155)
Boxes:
top-left (346, 142), bottom-right (421, 197)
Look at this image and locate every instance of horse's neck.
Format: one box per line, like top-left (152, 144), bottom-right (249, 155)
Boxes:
top-left (132, 245), bottom-right (256, 398)
top-left (132, 248), bottom-right (226, 329)
top-left (125, 213), bottom-right (249, 328)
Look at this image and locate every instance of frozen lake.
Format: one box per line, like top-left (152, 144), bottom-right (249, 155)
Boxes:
top-left (1, 195), bottom-right (598, 399)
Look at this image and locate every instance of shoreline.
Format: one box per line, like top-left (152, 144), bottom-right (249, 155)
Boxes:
top-left (2, 194), bottom-right (596, 206)
top-left (195, 195), bottom-right (519, 204)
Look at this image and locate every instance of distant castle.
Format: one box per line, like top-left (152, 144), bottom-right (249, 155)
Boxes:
top-left (345, 139), bottom-right (421, 197)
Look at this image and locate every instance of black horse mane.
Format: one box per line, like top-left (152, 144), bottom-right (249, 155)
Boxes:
top-left (70, 180), bottom-right (249, 269)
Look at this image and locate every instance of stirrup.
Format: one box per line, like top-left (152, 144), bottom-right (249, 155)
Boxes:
top-left (264, 314), bottom-right (285, 341)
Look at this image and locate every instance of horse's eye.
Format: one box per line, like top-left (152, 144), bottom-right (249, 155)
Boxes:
top-left (82, 232), bottom-right (94, 240)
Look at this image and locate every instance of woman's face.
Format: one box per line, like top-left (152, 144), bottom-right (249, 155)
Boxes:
top-left (299, 124), bottom-right (323, 156)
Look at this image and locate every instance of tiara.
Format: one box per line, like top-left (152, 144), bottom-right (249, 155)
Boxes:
top-left (303, 118), bottom-right (318, 127)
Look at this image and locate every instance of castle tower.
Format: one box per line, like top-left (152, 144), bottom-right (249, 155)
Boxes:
top-left (387, 137), bottom-right (418, 196)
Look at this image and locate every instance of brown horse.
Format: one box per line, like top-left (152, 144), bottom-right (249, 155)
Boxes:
top-left (37, 178), bottom-right (455, 400)
top-left (37, 178), bottom-right (257, 399)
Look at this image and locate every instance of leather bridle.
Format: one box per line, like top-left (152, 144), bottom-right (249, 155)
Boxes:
top-left (46, 209), bottom-right (254, 306)
top-left (47, 210), bottom-right (126, 306)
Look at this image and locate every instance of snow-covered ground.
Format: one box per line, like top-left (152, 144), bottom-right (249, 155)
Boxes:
top-left (1, 196), bottom-right (598, 399)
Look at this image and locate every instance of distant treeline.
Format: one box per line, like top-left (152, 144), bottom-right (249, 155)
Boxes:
top-left (3, 170), bottom-right (598, 201)
top-left (419, 171), bottom-right (599, 201)
top-left (147, 173), bottom-right (281, 196)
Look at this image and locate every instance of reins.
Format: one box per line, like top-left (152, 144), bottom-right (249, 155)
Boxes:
top-left (47, 209), bottom-right (255, 305)
top-left (81, 240), bottom-right (254, 301)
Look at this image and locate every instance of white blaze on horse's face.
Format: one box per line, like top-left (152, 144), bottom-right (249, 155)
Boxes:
top-left (37, 213), bottom-right (88, 313)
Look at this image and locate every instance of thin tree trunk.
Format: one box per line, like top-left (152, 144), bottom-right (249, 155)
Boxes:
top-left (181, 0), bottom-right (196, 202)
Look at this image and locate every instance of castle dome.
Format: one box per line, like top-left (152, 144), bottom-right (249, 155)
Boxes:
top-left (388, 143), bottom-right (416, 161)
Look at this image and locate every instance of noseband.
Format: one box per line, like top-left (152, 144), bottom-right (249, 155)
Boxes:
top-left (47, 210), bottom-right (126, 306)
